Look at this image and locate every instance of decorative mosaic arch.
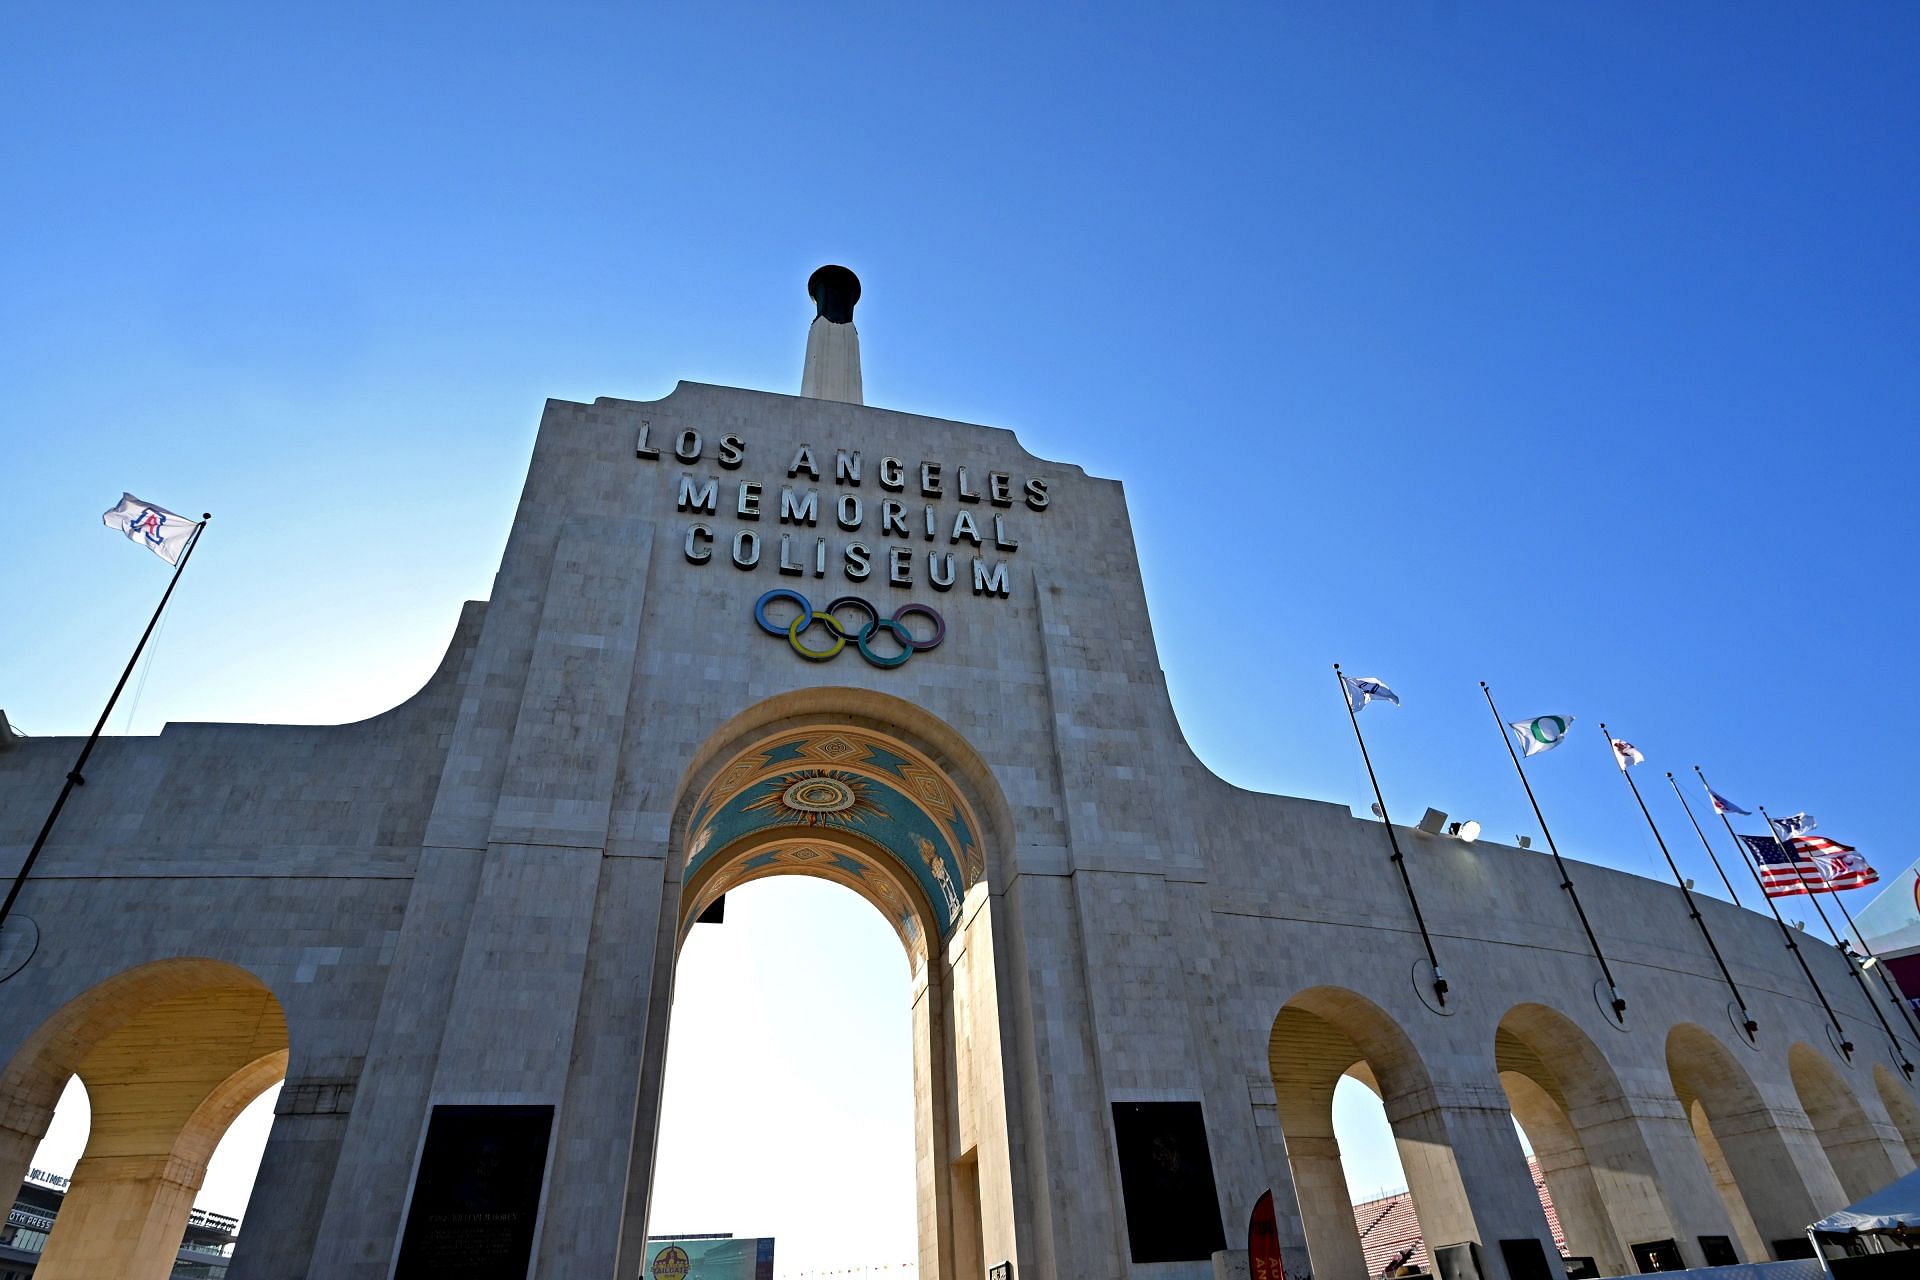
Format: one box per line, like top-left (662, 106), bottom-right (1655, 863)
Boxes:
top-left (680, 726), bottom-right (986, 966)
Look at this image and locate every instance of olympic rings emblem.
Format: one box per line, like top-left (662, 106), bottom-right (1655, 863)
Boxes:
top-left (753, 589), bottom-right (945, 669)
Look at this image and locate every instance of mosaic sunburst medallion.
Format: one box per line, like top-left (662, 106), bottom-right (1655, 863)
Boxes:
top-left (741, 769), bottom-right (888, 828)
top-left (783, 775), bottom-right (858, 814)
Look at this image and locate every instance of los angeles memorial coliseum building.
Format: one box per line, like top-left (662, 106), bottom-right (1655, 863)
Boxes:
top-left (1, 269), bottom-right (1915, 1280)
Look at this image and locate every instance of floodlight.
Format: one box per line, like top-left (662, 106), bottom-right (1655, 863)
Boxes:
top-left (1446, 820), bottom-right (1481, 844)
top-left (1417, 808), bottom-right (1447, 835)
top-left (1517, 835), bottom-right (1532, 849)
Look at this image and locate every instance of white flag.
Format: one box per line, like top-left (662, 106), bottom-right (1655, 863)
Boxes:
top-left (1610, 738), bottom-right (1645, 770)
top-left (1773, 811), bottom-right (1817, 837)
top-left (1509, 714), bottom-right (1573, 756)
top-left (1343, 675), bottom-right (1400, 713)
top-left (103, 494), bottom-right (198, 564)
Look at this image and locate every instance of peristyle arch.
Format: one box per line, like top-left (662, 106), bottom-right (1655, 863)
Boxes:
top-left (1269, 986), bottom-right (1482, 1280)
top-left (1667, 1023), bottom-right (1844, 1260)
top-left (0, 957), bottom-right (288, 1280)
top-left (1787, 1042), bottom-right (1903, 1199)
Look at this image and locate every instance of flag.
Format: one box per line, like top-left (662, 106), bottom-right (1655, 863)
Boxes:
top-left (1708, 788), bottom-right (1750, 816)
top-left (1610, 738), bottom-right (1644, 770)
top-left (1343, 675), bottom-right (1399, 713)
top-left (1792, 835), bottom-right (1877, 889)
top-left (1737, 834), bottom-right (1878, 896)
top-left (1509, 714), bottom-right (1573, 756)
top-left (1771, 811), bottom-right (1817, 837)
top-left (102, 494), bottom-right (198, 564)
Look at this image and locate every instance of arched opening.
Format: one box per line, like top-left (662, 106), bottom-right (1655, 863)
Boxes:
top-left (640, 702), bottom-right (1016, 1280)
top-left (1495, 1003), bottom-right (1705, 1275)
top-left (1495, 1007), bottom-right (1621, 1274)
top-left (1788, 1043), bottom-right (1901, 1199)
top-left (1268, 987), bottom-right (1477, 1280)
top-left (1873, 1063), bottom-right (1920, 1164)
top-left (651, 877), bottom-right (917, 1274)
top-left (0, 958), bottom-right (288, 1280)
top-left (1667, 1024), bottom-right (1843, 1260)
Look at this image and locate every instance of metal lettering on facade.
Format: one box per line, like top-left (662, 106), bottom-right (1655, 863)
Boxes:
top-left (638, 424), bottom-right (1042, 599)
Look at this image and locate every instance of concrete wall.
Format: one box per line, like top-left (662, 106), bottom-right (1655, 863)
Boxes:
top-left (0, 382), bottom-right (1914, 1280)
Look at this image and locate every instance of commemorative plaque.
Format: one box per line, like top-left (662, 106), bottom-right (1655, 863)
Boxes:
top-left (394, 1104), bottom-right (554, 1278)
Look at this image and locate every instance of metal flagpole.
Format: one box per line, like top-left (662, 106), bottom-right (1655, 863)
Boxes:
top-left (1828, 895), bottom-right (1920, 1051)
top-left (1480, 682), bottom-right (1626, 1022)
top-left (1692, 768), bottom-right (1853, 1056)
top-left (0, 515), bottom-right (211, 936)
top-left (1761, 807), bottom-right (1920, 1057)
top-left (1600, 727), bottom-right (1756, 1039)
top-left (1665, 773), bottom-right (1743, 908)
top-left (1334, 665), bottom-right (1448, 1008)
top-left (1757, 805), bottom-right (1911, 1076)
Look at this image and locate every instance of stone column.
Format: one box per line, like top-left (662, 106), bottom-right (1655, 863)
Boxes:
top-left (1568, 1091), bottom-right (1739, 1266)
top-left (1709, 1094), bottom-right (1845, 1256)
top-left (226, 1077), bottom-right (357, 1280)
top-left (1281, 1131), bottom-right (1368, 1280)
top-left (35, 1152), bottom-right (204, 1280)
top-left (0, 1089), bottom-right (54, 1206)
top-left (1387, 1085), bottom-right (1558, 1280)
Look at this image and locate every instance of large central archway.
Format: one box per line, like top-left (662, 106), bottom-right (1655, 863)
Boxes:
top-left (635, 691), bottom-right (1020, 1280)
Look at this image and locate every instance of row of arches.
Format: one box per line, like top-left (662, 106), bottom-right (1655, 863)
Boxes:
top-left (1271, 988), bottom-right (1920, 1276)
top-left (3, 690), bottom-right (1916, 1280)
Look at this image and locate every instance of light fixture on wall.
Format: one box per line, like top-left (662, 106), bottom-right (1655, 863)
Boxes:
top-left (1516, 835), bottom-right (1532, 849)
top-left (1446, 820), bottom-right (1481, 843)
top-left (1417, 808), bottom-right (1448, 835)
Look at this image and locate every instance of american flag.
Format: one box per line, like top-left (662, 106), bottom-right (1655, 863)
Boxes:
top-left (1737, 834), bottom-right (1879, 897)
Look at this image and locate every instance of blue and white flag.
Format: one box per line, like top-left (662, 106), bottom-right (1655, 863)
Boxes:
top-left (1708, 788), bottom-right (1750, 816)
top-left (102, 493), bottom-right (197, 565)
top-left (1772, 811), bottom-right (1817, 837)
top-left (1342, 675), bottom-right (1400, 713)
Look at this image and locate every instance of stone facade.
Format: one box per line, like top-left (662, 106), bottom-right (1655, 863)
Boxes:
top-left (2, 374), bottom-right (1917, 1280)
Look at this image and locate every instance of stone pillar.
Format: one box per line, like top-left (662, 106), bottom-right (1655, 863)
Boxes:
top-left (1568, 1092), bottom-right (1738, 1266)
top-left (1000, 870), bottom-right (1127, 1278)
top-left (1281, 1132), bottom-right (1367, 1280)
top-left (1709, 1095), bottom-right (1845, 1257)
top-left (0, 1090), bottom-right (54, 1205)
top-left (35, 1152), bottom-right (204, 1280)
top-left (1687, 1103), bottom-right (1767, 1261)
top-left (1811, 1106), bottom-right (1904, 1200)
top-left (226, 1077), bottom-right (357, 1280)
top-left (1387, 1086), bottom-right (1558, 1280)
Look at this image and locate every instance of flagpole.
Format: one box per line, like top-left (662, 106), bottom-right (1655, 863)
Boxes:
top-left (1334, 664), bottom-right (1448, 1008)
top-left (1826, 893), bottom-right (1920, 1051)
top-left (1693, 768), bottom-right (1853, 1056)
top-left (1480, 682), bottom-right (1626, 1022)
top-left (1760, 807), bottom-right (1920, 1061)
top-left (1600, 727), bottom-right (1756, 1039)
top-left (1758, 805), bottom-right (1911, 1075)
top-left (0, 515), bottom-right (211, 937)
top-left (1664, 773), bottom-right (1743, 907)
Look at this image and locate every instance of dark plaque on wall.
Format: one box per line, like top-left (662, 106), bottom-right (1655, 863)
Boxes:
top-left (1698, 1235), bottom-right (1738, 1267)
top-left (1629, 1238), bottom-right (1683, 1272)
top-left (1110, 1101), bottom-right (1227, 1263)
top-left (395, 1104), bottom-right (554, 1279)
top-left (1498, 1237), bottom-right (1554, 1280)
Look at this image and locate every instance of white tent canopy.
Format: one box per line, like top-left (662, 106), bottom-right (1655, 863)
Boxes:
top-left (1810, 1166), bottom-right (1920, 1236)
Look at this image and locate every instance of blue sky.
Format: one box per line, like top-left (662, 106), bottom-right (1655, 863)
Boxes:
top-left (4, 2), bottom-right (1918, 1268)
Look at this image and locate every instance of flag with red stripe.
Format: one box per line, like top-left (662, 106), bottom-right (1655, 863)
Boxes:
top-left (1737, 834), bottom-right (1878, 897)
